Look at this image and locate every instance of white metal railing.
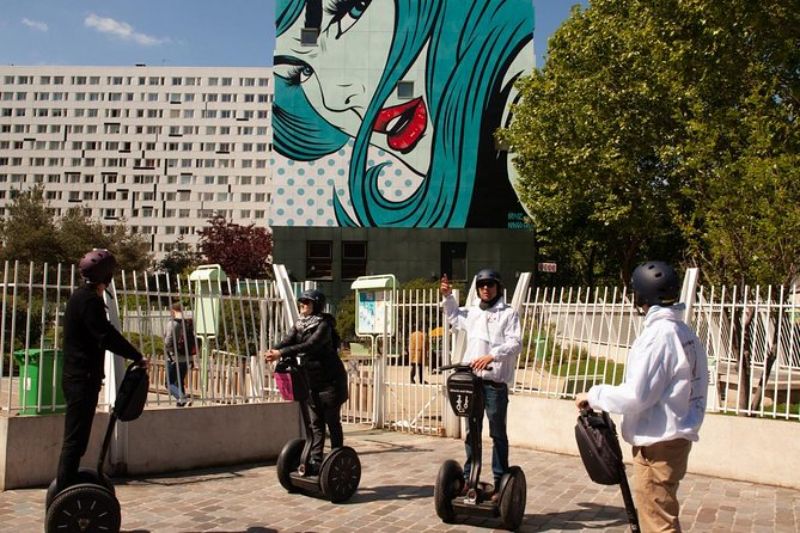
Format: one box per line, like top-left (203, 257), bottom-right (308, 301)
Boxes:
top-left (1, 261), bottom-right (798, 425)
top-left (0, 262), bottom-right (302, 414)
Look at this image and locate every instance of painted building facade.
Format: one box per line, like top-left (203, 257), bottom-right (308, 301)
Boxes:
top-left (270, 0), bottom-right (537, 298)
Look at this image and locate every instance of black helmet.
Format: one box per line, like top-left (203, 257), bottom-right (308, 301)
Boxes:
top-left (631, 261), bottom-right (680, 307)
top-left (79, 249), bottom-right (117, 285)
top-left (475, 268), bottom-right (502, 295)
top-left (297, 289), bottom-right (326, 313)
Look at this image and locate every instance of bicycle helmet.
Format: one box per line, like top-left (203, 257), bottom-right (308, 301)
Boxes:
top-left (474, 268), bottom-right (503, 295)
top-left (297, 289), bottom-right (326, 314)
top-left (630, 261), bottom-right (680, 307)
top-left (79, 249), bottom-right (117, 285)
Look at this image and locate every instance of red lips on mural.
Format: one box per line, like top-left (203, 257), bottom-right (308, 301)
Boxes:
top-left (373, 97), bottom-right (428, 154)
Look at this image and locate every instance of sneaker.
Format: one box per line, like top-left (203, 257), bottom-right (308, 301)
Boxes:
top-left (176, 400), bottom-right (186, 407)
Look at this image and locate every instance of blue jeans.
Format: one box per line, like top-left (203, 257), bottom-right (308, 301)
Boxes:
top-left (464, 382), bottom-right (509, 486)
top-left (167, 360), bottom-right (188, 402)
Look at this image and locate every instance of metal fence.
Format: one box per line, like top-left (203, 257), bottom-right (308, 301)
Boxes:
top-left (2, 261), bottom-right (798, 426)
top-left (0, 262), bottom-right (296, 414)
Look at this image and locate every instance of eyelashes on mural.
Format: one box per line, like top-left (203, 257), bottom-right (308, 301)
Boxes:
top-left (274, 55), bottom-right (314, 86)
top-left (324, 0), bottom-right (372, 39)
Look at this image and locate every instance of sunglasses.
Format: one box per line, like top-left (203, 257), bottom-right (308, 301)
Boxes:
top-left (298, 299), bottom-right (313, 305)
top-left (476, 281), bottom-right (497, 289)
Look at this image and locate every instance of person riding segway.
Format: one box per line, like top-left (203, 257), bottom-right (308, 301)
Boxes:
top-left (46, 249), bottom-right (149, 532)
top-left (267, 289), bottom-right (360, 503)
top-left (435, 271), bottom-right (527, 529)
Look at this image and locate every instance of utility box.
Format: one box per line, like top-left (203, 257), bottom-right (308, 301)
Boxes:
top-left (188, 264), bottom-right (227, 337)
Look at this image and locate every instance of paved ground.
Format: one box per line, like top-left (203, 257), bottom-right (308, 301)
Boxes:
top-left (1, 427), bottom-right (799, 532)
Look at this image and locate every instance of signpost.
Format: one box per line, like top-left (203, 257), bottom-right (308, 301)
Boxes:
top-left (537, 262), bottom-right (557, 273)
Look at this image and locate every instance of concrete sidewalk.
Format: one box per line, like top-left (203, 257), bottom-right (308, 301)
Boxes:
top-left (1, 428), bottom-right (798, 532)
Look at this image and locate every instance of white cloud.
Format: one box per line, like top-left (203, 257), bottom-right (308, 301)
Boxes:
top-left (21, 18), bottom-right (48, 32)
top-left (84, 13), bottom-right (169, 46)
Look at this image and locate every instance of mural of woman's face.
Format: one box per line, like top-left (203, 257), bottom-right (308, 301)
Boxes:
top-left (275, 0), bottom-right (432, 176)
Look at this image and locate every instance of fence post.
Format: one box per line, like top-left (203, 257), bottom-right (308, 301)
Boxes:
top-left (443, 289), bottom-right (460, 438)
top-left (103, 281), bottom-right (129, 474)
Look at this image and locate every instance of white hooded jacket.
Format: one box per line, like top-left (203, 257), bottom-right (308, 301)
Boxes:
top-left (587, 304), bottom-right (708, 446)
top-left (443, 294), bottom-right (522, 384)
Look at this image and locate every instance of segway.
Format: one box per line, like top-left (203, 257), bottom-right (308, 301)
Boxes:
top-left (575, 409), bottom-right (640, 532)
top-left (45, 362), bottom-right (149, 533)
top-left (434, 364), bottom-right (526, 530)
top-left (274, 355), bottom-right (360, 503)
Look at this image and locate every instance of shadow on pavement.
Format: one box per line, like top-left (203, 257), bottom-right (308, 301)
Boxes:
top-left (115, 462), bottom-right (273, 487)
top-left (518, 501), bottom-right (631, 531)
top-left (346, 483), bottom-right (434, 504)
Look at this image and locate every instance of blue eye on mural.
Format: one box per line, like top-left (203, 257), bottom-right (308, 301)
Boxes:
top-left (273, 56), bottom-right (315, 86)
top-left (325, 0), bottom-right (372, 38)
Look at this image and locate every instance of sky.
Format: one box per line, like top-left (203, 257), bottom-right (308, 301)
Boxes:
top-left (0, 1), bottom-right (587, 69)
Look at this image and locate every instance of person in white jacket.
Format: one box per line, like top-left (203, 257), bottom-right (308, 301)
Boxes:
top-left (576, 261), bottom-right (708, 532)
top-left (441, 269), bottom-right (522, 501)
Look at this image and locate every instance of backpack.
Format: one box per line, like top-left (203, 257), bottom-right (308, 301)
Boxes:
top-left (575, 409), bottom-right (624, 485)
top-left (575, 409), bottom-right (641, 531)
top-left (174, 319), bottom-right (197, 356)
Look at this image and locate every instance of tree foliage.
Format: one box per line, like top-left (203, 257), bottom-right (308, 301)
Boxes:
top-left (501, 0), bottom-right (800, 287)
top-left (197, 216), bottom-right (273, 280)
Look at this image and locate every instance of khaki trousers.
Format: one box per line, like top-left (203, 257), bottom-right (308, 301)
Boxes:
top-left (632, 438), bottom-right (692, 532)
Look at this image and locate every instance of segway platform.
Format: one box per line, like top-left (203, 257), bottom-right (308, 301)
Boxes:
top-left (275, 356), bottom-right (361, 503)
top-left (434, 364), bottom-right (526, 531)
top-left (45, 363), bottom-right (148, 533)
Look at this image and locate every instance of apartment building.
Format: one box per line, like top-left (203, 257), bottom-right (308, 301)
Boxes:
top-left (0, 65), bottom-right (272, 258)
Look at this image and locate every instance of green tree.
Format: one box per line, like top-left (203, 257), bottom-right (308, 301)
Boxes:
top-left (500, 0), bottom-right (800, 287)
top-left (57, 208), bottom-right (109, 265)
top-left (157, 238), bottom-right (198, 279)
top-left (0, 186), bottom-right (63, 264)
top-left (197, 216), bottom-right (273, 280)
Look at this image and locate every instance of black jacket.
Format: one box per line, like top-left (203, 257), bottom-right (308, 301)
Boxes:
top-left (274, 314), bottom-right (344, 391)
top-left (63, 285), bottom-right (142, 381)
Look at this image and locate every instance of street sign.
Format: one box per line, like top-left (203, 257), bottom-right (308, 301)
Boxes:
top-left (538, 262), bottom-right (557, 273)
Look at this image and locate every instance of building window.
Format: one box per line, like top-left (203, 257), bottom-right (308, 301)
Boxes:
top-left (342, 241), bottom-right (367, 280)
top-left (441, 242), bottom-right (467, 281)
top-left (301, 27), bottom-right (319, 46)
top-left (306, 241), bottom-right (333, 280)
top-left (397, 81), bottom-right (414, 99)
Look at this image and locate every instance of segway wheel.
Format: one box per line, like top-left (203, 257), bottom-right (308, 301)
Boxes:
top-left (319, 446), bottom-right (361, 503)
top-left (277, 438), bottom-right (306, 493)
top-left (45, 468), bottom-right (114, 509)
top-left (499, 466), bottom-right (526, 531)
top-left (45, 483), bottom-right (121, 533)
top-left (434, 459), bottom-right (463, 524)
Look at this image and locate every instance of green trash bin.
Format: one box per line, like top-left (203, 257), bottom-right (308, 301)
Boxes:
top-left (12, 349), bottom-right (66, 415)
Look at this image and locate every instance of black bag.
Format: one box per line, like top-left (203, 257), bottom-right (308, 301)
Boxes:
top-left (575, 409), bottom-right (640, 532)
top-left (575, 409), bottom-right (624, 485)
top-left (115, 363), bottom-right (149, 422)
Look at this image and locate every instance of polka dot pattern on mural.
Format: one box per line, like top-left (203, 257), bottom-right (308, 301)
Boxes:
top-left (270, 145), bottom-right (423, 226)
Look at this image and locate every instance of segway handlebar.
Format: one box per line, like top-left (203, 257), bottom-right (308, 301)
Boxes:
top-left (436, 363), bottom-right (493, 373)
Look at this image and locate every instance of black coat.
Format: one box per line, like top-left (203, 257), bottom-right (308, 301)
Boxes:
top-left (63, 285), bottom-right (142, 382)
top-left (274, 314), bottom-right (346, 396)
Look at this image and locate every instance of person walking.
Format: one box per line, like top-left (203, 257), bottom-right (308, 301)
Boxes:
top-left (164, 302), bottom-right (195, 406)
top-left (441, 269), bottom-right (522, 500)
top-left (408, 325), bottom-right (428, 384)
top-left (576, 261), bottom-right (708, 532)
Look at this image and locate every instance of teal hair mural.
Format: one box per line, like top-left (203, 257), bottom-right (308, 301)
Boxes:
top-left (273, 0), bottom-right (533, 228)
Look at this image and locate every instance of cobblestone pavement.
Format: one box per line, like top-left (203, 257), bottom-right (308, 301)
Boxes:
top-left (1, 428), bottom-right (799, 532)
